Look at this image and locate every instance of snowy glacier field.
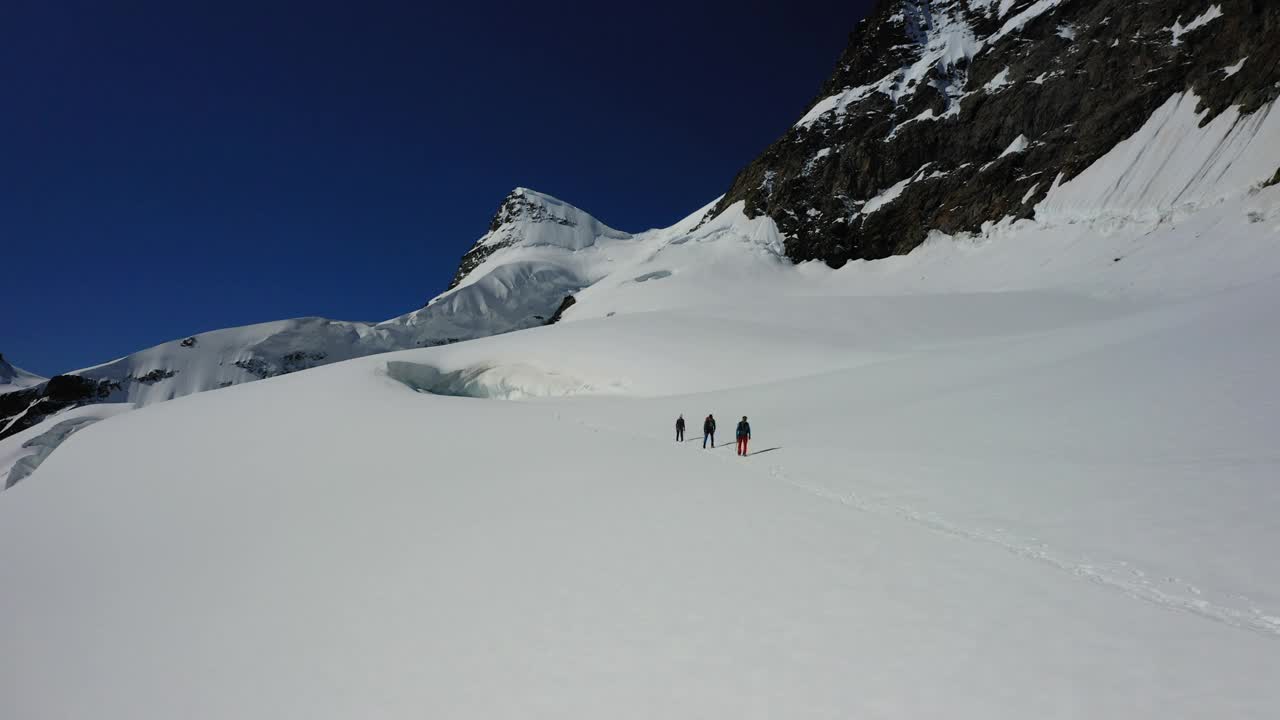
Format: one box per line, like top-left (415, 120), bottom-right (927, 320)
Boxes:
top-left (3, 89), bottom-right (1280, 717)
top-left (3, 197), bottom-right (1280, 717)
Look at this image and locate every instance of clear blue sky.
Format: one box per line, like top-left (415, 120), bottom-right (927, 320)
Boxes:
top-left (2, 0), bottom-right (874, 377)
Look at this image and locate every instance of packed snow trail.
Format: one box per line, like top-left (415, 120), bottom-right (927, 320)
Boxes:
top-left (554, 279), bottom-right (1280, 645)
top-left (569, 397), bottom-right (1280, 638)
top-left (763, 465), bottom-right (1280, 638)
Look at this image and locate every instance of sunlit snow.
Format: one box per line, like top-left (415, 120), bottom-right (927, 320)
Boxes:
top-left (2, 72), bottom-right (1280, 720)
top-left (1167, 4), bottom-right (1224, 46)
top-left (1223, 56), bottom-right (1248, 77)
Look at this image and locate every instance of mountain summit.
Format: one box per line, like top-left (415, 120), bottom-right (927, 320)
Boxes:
top-left (0, 354), bottom-right (44, 394)
top-left (448, 188), bottom-right (630, 290)
top-left (0, 189), bottom-right (632, 441)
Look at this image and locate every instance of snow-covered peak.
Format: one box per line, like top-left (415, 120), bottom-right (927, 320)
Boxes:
top-left (0, 354), bottom-right (45, 394)
top-left (0, 184), bottom-right (651, 445)
top-left (445, 188), bottom-right (631, 292)
top-left (484, 187), bottom-right (629, 250)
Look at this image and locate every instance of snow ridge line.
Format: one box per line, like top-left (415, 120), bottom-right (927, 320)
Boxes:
top-left (767, 466), bottom-right (1280, 639)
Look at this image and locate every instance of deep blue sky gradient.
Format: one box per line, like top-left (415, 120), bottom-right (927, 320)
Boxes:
top-left (2, 0), bottom-right (874, 376)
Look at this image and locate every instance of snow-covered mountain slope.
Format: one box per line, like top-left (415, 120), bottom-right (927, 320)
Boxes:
top-left (1, 403), bottom-right (133, 490)
top-left (8, 0), bottom-right (1278, 454)
top-left (4, 0), bottom-right (1280, 713)
top-left (2, 171), bottom-right (1278, 716)
top-left (5, 75), bottom-right (1280, 484)
top-left (444, 187), bottom-right (633, 290)
top-left (0, 354), bottom-right (44, 394)
top-left (0, 189), bottom-right (639, 442)
top-left (718, 0), bottom-right (1280, 265)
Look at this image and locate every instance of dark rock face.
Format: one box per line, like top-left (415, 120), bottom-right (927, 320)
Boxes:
top-left (715, 0), bottom-right (1280, 267)
top-left (0, 375), bottom-right (121, 441)
top-left (233, 351), bottom-right (330, 380)
top-left (0, 387), bottom-right (40, 432)
top-left (544, 295), bottom-right (577, 325)
top-left (133, 369), bottom-right (178, 385)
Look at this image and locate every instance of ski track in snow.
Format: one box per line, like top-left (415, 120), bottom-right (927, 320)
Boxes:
top-left (559, 408), bottom-right (1280, 640)
top-left (762, 464), bottom-right (1280, 639)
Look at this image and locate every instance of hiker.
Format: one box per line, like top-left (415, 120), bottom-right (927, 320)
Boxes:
top-left (676, 414), bottom-right (685, 442)
top-left (736, 416), bottom-right (751, 456)
top-left (703, 414), bottom-right (716, 448)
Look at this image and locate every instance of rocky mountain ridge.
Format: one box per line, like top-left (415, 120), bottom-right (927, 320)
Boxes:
top-left (713, 0), bottom-right (1280, 265)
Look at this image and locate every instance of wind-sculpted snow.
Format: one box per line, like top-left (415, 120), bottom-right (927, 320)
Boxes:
top-left (6, 417), bottom-right (103, 489)
top-left (1037, 92), bottom-right (1280, 226)
top-left (387, 360), bottom-right (623, 400)
top-left (0, 404), bottom-right (132, 489)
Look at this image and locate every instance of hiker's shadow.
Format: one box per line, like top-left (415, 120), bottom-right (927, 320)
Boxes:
top-left (748, 447), bottom-right (782, 457)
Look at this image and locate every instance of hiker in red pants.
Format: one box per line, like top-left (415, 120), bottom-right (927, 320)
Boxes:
top-left (736, 416), bottom-right (751, 456)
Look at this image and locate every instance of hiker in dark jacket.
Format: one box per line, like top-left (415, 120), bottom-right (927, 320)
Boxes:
top-left (703, 414), bottom-right (716, 448)
top-left (736, 416), bottom-right (751, 456)
top-left (676, 415), bottom-right (685, 442)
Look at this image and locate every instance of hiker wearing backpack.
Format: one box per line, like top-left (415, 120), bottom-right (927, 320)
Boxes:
top-left (703, 414), bottom-right (716, 448)
top-left (676, 415), bottom-right (685, 442)
top-left (736, 416), bottom-right (751, 456)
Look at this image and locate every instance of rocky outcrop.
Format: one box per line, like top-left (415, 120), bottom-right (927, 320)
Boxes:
top-left (0, 375), bottom-right (121, 441)
top-left (715, 0), bottom-right (1280, 266)
top-left (544, 295), bottom-right (577, 325)
top-left (132, 369), bottom-right (177, 385)
top-left (233, 351), bottom-right (329, 379)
